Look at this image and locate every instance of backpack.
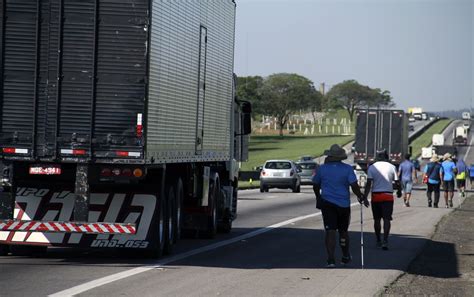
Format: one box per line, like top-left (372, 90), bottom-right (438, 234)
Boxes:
top-left (427, 163), bottom-right (441, 181)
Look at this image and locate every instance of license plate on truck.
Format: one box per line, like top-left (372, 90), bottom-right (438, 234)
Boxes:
top-left (29, 165), bottom-right (62, 175)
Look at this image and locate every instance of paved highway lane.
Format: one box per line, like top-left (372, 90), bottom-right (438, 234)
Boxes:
top-left (0, 118), bottom-right (465, 297)
top-left (1, 189), bottom-right (465, 296)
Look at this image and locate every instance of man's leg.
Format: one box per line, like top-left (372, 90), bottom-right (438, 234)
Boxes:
top-left (372, 202), bottom-right (382, 244)
top-left (383, 218), bottom-right (391, 242)
top-left (427, 184), bottom-right (433, 207)
top-left (444, 185), bottom-right (449, 207)
top-left (380, 201), bottom-right (394, 250)
top-left (339, 230), bottom-right (350, 258)
top-left (325, 230), bottom-right (337, 262)
top-left (374, 219), bottom-right (381, 243)
top-left (433, 183), bottom-right (440, 207)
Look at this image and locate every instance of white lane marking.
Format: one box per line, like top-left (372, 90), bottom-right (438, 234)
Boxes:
top-left (50, 201), bottom-right (360, 297)
top-left (464, 136), bottom-right (474, 161)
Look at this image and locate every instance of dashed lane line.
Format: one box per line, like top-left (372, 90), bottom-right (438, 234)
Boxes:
top-left (49, 202), bottom-right (360, 297)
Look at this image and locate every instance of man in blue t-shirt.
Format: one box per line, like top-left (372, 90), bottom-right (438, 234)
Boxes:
top-left (440, 153), bottom-right (457, 208)
top-left (398, 154), bottom-right (417, 207)
top-left (313, 144), bottom-right (368, 268)
top-left (423, 154), bottom-right (442, 207)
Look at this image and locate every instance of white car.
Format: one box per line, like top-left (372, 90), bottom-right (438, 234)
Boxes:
top-left (260, 160), bottom-right (301, 193)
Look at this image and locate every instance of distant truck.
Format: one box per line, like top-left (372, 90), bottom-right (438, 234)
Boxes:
top-left (354, 109), bottom-right (409, 171)
top-left (453, 126), bottom-right (468, 145)
top-left (421, 113), bottom-right (428, 120)
top-left (408, 107), bottom-right (423, 114)
top-left (432, 134), bottom-right (445, 146)
top-left (0, 0), bottom-right (251, 256)
top-left (462, 112), bottom-right (471, 120)
top-left (432, 145), bottom-right (458, 158)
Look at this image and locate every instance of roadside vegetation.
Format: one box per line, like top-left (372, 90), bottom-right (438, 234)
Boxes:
top-left (410, 119), bottom-right (452, 157)
top-left (241, 134), bottom-right (353, 171)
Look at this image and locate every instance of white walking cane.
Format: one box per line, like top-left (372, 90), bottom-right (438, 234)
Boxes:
top-left (360, 202), bottom-right (364, 269)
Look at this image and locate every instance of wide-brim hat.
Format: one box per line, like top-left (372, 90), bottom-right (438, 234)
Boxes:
top-left (324, 144), bottom-right (347, 160)
top-left (430, 154), bottom-right (439, 162)
top-left (443, 153), bottom-right (452, 160)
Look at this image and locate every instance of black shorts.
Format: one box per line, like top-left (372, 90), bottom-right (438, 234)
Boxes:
top-left (443, 180), bottom-right (455, 192)
top-left (321, 199), bottom-right (351, 231)
top-left (456, 179), bottom-right (466, 188)
top-left (371, 201), bottom-right (393, 221)
top-left (427, 182), bottom-right (440, 192)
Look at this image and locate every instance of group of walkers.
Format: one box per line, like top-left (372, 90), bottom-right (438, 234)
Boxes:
top-left (312, 144), bottom-right (400, 267)
top-left (312, 143), bottom-right (469, 268)
top-left (422, 153), bottom-right (469, 208)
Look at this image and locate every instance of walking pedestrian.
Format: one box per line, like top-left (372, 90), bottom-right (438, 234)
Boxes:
top-left (398, 154), bottom-right (417, 207)
top-left (441, 153), bottom-right (457, 208)
top-left (469, 164), bottom-right (474, 189)
top-left (423, 154), bottom-right (442, 207)
top-left (455, 158), bottom-right (467, 198)
top-left (364, 149), bottom-right (402, 250)
top-left (313, 144), bottom-right (369, 268)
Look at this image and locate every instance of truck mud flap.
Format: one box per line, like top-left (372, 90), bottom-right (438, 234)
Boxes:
top-left (0, 184), bottom-right (161, 250)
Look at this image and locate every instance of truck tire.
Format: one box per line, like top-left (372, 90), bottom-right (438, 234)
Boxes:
top-left (0, 244), bottom-right (9, 256)
top-left (174, 178), bottom-right (184, 242)
top-left (10, 245), bottom-right (47, 257)
top-left (163, 185), bottom-right (176, 255)
top-left (145, 194), bottom-right (165, 258)
top-left (217, 188), bottom-right (232, 234)
top-left (202, 180), bottom-right (218, 239)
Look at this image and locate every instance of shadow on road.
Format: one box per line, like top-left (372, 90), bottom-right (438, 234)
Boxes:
top-left (0, 227), bottom-right (458, 279)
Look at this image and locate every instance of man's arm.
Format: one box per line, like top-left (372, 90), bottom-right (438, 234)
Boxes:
top-left (363, 179), bottom-right (372, 199)
top-left (313, 184), bottom-right (321, 199)
top-left (351, 182), bottom-right (369, 207)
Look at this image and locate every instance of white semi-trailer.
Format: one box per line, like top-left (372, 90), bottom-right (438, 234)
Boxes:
top-left (0, 0), bottom-right (251, 257)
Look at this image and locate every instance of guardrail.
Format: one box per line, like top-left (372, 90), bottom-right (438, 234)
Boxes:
top-left (408, 118), bottom-right (441, 143)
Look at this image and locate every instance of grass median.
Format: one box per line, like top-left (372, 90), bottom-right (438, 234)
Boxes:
top-left (410, 119), bottom-right (452, 158)
top-left (241, 135), bottom-right (354, 171)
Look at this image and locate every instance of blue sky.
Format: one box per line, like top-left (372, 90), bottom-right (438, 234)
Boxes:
top-left (234, 0), bottom-right (473, 112)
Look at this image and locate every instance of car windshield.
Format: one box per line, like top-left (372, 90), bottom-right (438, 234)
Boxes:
top-left (265, 162), bottom-right (292, 169)
top-left (297, 163), bottom-right (316, 169)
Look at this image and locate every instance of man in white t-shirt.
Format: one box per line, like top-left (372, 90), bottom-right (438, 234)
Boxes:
top-left (364, 150), bottom-right (402, 250)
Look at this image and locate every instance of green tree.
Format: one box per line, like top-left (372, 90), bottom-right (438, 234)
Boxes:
top-left (236, 76), bottom-right (264, 117)
top-left (325, 80), bottom-right (394, 120)
top-left (260, 73), bottom-right (315, 136)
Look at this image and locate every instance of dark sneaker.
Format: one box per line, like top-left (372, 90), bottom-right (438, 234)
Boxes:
top-left (326, 259), bottom-right (336, 268)
top-left (449, 200), bottom-right (453, 208)
top-left (376, 241), bottom-right (382, 249)
top-left (382, 241), bottom-right (389, 250)
top-left (428, 202), bottom-right (432, 207)
top-left (434, 204), bottom-right (438, 208)
top-left (406, 202), bottom-right (410, 207)
top-left (341, 254), bottom-right (352, 265)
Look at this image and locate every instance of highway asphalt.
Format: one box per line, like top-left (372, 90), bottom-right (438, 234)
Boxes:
top-left (0, 118), bottom-right (469, 297)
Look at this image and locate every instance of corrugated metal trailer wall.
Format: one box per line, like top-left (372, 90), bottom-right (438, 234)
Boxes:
top-left (146, 1), bottom-right (236, 163)
top-left (0, 0), bottom-right (148, 160)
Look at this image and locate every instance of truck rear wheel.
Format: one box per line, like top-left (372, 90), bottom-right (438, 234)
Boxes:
top-left (164, 184), bottom-right (176, 255)
top-left (0, 244), bottom-right (9, 256)
top-left (10, 245), bottom-right (47, 257)
top-left (174, 178), bottom-right (184, 242)
top-left (145, 194), bottom-right (165, 258)
top-left (202, 180), bottom-right (218, 239)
